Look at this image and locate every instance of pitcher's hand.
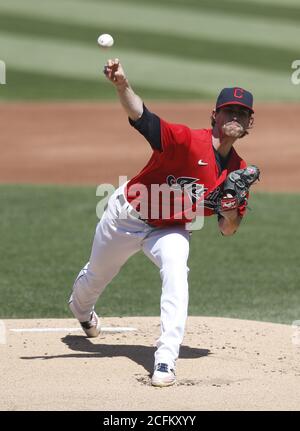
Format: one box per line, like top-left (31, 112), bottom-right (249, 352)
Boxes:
top-left (103, 58), bottom-right (127, 88)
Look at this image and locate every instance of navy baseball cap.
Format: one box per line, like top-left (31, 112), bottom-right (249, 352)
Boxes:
top-left (216, 87), bottom-right (254, 113)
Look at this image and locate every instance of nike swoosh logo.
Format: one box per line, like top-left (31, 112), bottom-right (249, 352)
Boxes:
top-left (198, 160), bottom-right (208, 166)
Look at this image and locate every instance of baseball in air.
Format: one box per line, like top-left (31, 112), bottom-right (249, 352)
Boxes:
top-left (97, 34), bottom-right (114, 48)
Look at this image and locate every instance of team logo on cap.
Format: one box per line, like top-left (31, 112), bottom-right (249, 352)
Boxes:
top-left (233, 88), bottom-right (244, 99)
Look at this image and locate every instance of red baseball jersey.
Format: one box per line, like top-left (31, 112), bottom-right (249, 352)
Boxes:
top-left (125, 111), bottom-right (247, 228)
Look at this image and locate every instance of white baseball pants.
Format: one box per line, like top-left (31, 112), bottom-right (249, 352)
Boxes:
top-left (69, 183), bottom-right (190, 369)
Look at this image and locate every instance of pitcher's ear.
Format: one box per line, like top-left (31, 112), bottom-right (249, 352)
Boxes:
top-left (210, 109), bottom-right (217, 127)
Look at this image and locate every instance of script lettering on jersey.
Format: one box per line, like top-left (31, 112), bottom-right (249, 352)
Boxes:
top-left (166, 175), bottom-right (207, 204)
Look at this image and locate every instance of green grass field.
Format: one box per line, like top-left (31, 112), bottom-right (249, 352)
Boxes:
top-left (1, 184), bottom-right (299, 324)
top-left (0, 0), bottom-right (300, 101)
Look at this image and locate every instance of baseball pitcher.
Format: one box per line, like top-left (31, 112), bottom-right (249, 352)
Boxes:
top-left (69, 58), bottom-right (260, 387)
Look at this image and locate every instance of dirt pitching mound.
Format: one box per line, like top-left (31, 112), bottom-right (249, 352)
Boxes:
top-left (1, 316), bottom-right (299, 411)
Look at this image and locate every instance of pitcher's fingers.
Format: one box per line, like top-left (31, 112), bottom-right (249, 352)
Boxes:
top-left (111, 62), bottom-right (119, 73)
top-left (103, 65), bottom-right (109, 76)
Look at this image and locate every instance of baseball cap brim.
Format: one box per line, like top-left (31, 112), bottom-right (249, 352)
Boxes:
top-left (217, 101), bottom-right (254, 114)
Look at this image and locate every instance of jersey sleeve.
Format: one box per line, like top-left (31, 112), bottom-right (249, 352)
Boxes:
top-left (129, 104), bottom-right (191, 156)
top-left (128, 104), bottom-right (161, 151)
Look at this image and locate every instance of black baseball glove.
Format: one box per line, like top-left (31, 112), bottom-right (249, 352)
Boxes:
top-left (215, 165), bottom-right (260, 214)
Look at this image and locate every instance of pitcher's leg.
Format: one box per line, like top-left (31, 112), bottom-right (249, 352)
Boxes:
top-left (142, 228), bottom-right (190, 369)
top-left (69, 212), bottom-right (141, 322)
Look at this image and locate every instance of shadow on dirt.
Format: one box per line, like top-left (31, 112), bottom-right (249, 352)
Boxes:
top-left (21, 335), bottom-right (211, 374)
